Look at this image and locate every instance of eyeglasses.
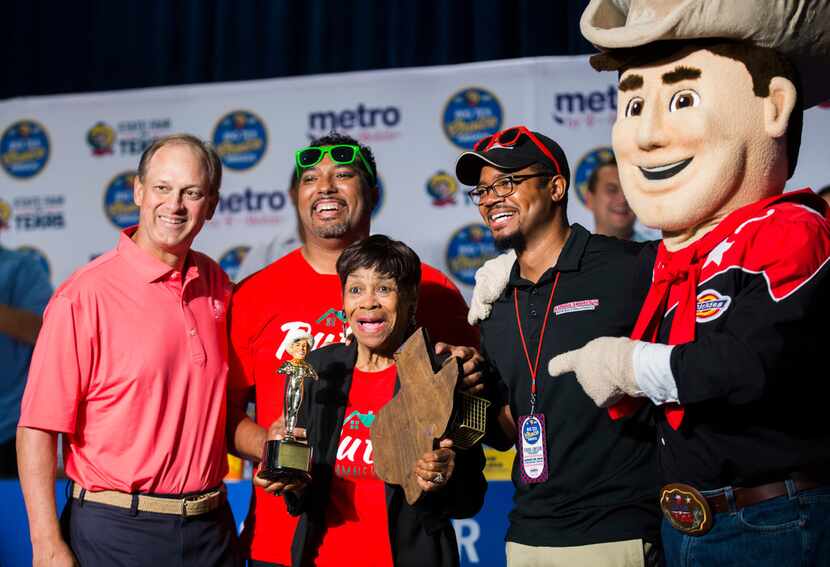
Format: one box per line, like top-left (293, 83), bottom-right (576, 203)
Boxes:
top-left (467, 172), bottom-right (554, 205)
top-left (473, 126), bottom-right (563, 177)
top-left (295, 144), bottom-right (375, 182)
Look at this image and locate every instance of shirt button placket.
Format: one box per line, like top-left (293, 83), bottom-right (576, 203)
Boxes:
top-left (180, 278), bottom-right (206, 367)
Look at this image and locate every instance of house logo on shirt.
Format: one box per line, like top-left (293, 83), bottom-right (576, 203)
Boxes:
top-left (696, 289), bottom-right (731, 323)
top-left (336, 410), bottom-right (376, 478)
top-left (316, 308), bottom-right (347, 328)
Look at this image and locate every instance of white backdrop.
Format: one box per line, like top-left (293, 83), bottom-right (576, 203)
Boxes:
top-left (2, 56), bottom-right (829, 297)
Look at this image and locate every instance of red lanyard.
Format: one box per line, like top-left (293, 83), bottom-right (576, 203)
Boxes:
top-left (514, 272), bottom-right (560, 414)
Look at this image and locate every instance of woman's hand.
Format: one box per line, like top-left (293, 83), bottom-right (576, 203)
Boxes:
top-left (414, 438), bottom-right (456, 492)
top-left (253, 464), bottom-right (309, 497)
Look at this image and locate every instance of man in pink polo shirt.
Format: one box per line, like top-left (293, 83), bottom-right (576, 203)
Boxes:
top-left (17, 134), bottom-right (241, 567)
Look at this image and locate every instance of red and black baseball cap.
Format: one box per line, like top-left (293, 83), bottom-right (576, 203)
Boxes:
top-left (455, 126), bottom-right (571, 188)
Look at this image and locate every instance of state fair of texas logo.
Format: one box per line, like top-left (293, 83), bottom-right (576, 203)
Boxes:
top-left (696, 289), bottom-right (731, 323)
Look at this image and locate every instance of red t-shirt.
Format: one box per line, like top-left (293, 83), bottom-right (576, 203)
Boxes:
top-left (228, 248), bottom-right (477, 564)
top-left (314, 365), bottom-right (397, 567)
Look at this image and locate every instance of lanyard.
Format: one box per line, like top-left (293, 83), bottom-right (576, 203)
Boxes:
top-left (514, 271), bottom-right (560, 414)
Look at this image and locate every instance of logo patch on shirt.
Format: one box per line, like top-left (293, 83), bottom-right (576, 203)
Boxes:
top-left (554, 299), bottom-right (599, 316)
top-left (695, 289), bottom-right (731, 322)
top-left (212, 298), bottom-right (226, 321)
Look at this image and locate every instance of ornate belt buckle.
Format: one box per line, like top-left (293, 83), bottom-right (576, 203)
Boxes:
top-left (659, 483), bottom-right (713, 536)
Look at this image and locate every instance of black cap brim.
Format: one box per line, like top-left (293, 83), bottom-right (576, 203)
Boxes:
top-left (455, 149), bottom-right (536, 186)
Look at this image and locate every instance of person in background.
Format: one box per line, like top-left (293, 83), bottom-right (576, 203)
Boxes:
top-left (585, 155), bottom-right (652, 242)
top-left (0, 204), bottom-right (52, 478)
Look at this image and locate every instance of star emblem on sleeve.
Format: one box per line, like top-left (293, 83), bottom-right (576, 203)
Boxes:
top-left (703, 239), bottom-right (734, 269)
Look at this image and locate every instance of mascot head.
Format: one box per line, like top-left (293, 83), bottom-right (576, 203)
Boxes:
top-left (581, 0), bottom-right (830, 247)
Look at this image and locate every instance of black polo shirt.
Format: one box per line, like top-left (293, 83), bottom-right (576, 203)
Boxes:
top-left (480, 224), bottom-right (661, 547)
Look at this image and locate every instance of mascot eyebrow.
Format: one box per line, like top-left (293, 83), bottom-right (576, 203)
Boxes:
top-left (661, 66), bottom-right (701, 84)
top-left (619, 66), bottom-right (702, 92)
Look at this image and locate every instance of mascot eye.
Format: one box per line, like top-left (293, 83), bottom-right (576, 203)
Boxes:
top-left (669, 90), bottom-right (700, 112)
top-left (625, 97), bottom-right (644, 117)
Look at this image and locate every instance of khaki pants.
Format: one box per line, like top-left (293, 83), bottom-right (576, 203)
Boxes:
top-left (506, 539), bottom-right (650, 567)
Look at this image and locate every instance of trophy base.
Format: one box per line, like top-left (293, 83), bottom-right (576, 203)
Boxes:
top-left (258, 438), bottom-right (312, 483)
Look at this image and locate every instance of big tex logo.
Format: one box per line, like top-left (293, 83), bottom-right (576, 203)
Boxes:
top-left (87, 118), bottom-right (172, 157)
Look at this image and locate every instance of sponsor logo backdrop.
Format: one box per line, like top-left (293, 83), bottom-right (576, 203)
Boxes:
top-left (2, 57), bottom-right (828, 566)
top-left (2, 56), bottom-right (828, 296)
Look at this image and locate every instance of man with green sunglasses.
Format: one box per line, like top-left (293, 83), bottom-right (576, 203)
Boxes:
top-left (226, 132), bottom-right (485, 567)
top-left (295, 144), bottom-right (376, 184)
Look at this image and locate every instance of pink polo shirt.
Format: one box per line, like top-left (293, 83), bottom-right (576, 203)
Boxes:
top-left (19, 228), bottom-right (232, 494)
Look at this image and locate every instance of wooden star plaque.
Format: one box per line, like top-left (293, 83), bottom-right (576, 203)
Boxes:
top-left (371, 327), bottom-right (460, 505)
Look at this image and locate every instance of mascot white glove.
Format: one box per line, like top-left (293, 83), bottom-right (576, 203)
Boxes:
top-left (548, 336), bottom-right (642, 408)
top-left (468, 250), bottom-right (517, 325)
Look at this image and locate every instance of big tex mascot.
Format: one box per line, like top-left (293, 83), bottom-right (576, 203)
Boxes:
top-left (553, 1), bottom-right (830, 564)
top-left (474, 1), bottom-right (830, 564)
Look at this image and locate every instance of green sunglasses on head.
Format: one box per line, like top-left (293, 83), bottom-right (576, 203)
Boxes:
top-left (295, 144), bottom-right (375, 183)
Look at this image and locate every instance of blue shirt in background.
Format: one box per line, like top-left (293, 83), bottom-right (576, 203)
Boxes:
top-left (0, 246), bottom-right (52, 443)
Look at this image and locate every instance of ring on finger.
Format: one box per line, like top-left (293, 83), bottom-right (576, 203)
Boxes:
top-left (433, 472), bottom-right (445, 484)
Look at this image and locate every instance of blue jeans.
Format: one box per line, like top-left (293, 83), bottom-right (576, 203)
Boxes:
top-left (662, 481), bottom-right (830, 566)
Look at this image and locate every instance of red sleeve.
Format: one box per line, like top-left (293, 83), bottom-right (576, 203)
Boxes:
top-left (227, 285), bottom-right (256, 391)
top-left (417, 263), bottom-right (479, 348)
top-left (19, 294), bottom-right (94, 433)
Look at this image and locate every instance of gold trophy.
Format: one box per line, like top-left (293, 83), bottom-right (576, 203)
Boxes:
top-left (258, 330), bottom-right (318, 483)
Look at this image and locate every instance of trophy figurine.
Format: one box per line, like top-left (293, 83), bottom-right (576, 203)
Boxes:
top-left (258, 330), bottom-right (318, 483)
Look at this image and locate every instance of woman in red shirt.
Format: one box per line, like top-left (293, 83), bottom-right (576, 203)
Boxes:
top-left (269, 234), bottom-right (486, 567)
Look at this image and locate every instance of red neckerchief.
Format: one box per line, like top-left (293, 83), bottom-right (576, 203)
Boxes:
top-left (609, 189), bottom-right (828, 429)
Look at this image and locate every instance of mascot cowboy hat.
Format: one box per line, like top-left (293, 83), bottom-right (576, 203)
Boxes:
top-left (580, 0), bottom-right (830, 107)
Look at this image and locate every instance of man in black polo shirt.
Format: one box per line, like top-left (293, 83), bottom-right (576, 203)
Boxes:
top-left (457, 126), bottom-right (661, 566)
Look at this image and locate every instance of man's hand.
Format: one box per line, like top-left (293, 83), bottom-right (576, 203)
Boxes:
top-left (266, 415), bottom-right (306, 444)
top-left (33, 539), bottom-right (77, 567)
top-left (548, 337), bottom-right (641, 407)
top-left (254, 418), bottom-right (309, 496)
top-left (414, 438), bottom-right (456, 492)
top-left (434, 343), bottom-right (484, 393)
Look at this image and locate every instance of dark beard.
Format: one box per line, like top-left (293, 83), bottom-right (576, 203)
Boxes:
top-left (313, 221), bottom-right (350, 239)
top-left (494, 232), bottom-right (526, 253)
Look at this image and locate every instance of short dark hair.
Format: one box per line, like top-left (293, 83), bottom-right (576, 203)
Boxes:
top-left (594, 39), bottom-right (803, 179)
top-left (818, 185), bottom-right (830, 197)
top-left (336, 235), bottom-right (421, 300)
top-left (587, 158), bottom-right (618, 194)
top-left (137, 134), bottom-right (222, 196)
top-left (292, 131), bottom-right (378, 188)
top-left (523, 162), bottom-right (569, 210)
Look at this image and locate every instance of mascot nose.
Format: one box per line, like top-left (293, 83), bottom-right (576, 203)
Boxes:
top-left (637, 104), bottom-right (670, 150)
